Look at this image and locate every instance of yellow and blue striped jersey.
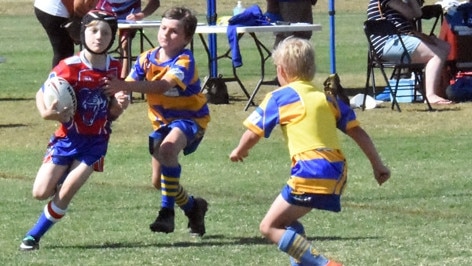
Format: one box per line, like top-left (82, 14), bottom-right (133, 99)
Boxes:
top-left (127, 47), bottom-right (210, 130)
top-left (243, 80), bottom-right (359, 195)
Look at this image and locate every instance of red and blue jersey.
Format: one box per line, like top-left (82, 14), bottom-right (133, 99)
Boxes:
top-left (40, 51), bottom-right (122, 170)
top-left (42, 51), bottom-right (122, 139)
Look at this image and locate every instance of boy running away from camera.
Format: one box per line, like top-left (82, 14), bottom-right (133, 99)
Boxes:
top-left (230, 37), bottom-right (390, 265)
top-left (104, 7), bottom-right (210, 237)
top-left (20, 10), bottom-right (129, 251)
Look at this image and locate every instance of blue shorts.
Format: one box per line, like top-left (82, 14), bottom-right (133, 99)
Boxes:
top-left (281, 184), bottom-right (341, 212)
top-left (149, 119), bottom-right (205, 156)
top-left (382, 34), bottom-right (421, 63)
top-left (44, 134), bottom-right (108, 171)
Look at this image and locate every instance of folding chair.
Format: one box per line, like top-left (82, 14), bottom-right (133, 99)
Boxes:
top-left (416, 4), bottom-right (444, 36)
top-left (363, 19), bottom-right (433, 112)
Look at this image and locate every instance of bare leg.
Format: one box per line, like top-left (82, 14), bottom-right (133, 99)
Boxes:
top-left (151, 155), bottom-right (161, 189)
top-left (259, 194), bottom-right (311, 244)
top-left (411, 38), bottom-right (451, 103)
top-left (53, 161), bottom-right (94, 209)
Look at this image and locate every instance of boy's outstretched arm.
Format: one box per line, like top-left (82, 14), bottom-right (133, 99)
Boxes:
top-left (230, 130), bottom-right (261, 162)
top-left (346, 126), bottom-right (390, 185)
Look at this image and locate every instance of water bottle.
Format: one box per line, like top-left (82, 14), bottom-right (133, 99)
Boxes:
top-left (233, 1), bottom-right (245, 16)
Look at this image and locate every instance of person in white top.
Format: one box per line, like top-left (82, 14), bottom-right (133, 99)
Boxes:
top-left (34, 0), bottom-right (75, 67)
top-left (34, 0), bottom-right (97, 67)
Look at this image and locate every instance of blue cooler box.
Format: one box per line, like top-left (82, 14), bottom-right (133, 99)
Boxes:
top-left (388, 78), bottom-right (423, 103)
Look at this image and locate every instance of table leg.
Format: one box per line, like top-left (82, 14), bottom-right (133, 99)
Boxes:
top-left (125, 31), bottom-right (135, 102)
top-left (196, 33), bottom-right (252, 102)
top-left (244, 32), bottom-right (276, 111)
top-left (198, 34), bottom-right (212, 78)
top-left (128, 29), bottom-right (156, 102)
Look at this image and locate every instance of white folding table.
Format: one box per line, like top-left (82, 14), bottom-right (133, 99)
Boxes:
top-left (117, 21), bottom-right (322, 109)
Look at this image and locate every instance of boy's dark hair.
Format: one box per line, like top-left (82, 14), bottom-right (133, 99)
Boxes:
top-left (162, 7), bottom-right (197, 38)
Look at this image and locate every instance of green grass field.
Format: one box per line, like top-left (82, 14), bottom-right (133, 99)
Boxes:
top-left (1, 1), bottom-right (472, 265)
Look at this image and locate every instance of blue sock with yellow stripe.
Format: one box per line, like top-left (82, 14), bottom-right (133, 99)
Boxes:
top-left (160, 165), bottom-right (181, 209)
top-left (287, 221), bottom-right (306, 266)
top-left (175, 184), bottom-right (195, 213)
top-left (278, 229), bottom-right (329, 266)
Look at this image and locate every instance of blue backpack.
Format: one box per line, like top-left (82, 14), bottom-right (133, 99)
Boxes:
top-left (446, 72), bottom-right (472, 102)
top-left (445, 3), bottom-right (472, 29)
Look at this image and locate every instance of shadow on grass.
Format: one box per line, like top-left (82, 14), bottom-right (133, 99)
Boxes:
top-left (228, 95), bottom-right (250, 103)
top-left (0, 97), bottom-right (34, 101)
top-left (344, 199), bottom-right (472, 220)
top-left (0, 172), bottom-right (29, 180)
top-left (415, 105), bottom-right (462, 112)
top-left (130, 95), bottom-right (251, 104)
top-left (49, 235), bottom-right (379, 250)
top-left (0, 123), bottom-right (28, 128)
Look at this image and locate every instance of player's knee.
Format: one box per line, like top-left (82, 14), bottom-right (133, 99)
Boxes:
top-left (259, 221), bottom-right (271, 238)
top-left (157, 144), bottom-right (179, 165)
top-left (31, 188), bottom-right (53, 200)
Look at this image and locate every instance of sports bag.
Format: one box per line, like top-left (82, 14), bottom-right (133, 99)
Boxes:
top-left (446, 72), bottom-right (472, 102)
top-left (202, 75), bottom-right (229, 105)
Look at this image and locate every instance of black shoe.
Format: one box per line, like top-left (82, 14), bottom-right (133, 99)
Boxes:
top-left (186, 197), bottom-right (208, 237)
top-left (19, 236), bottom-right (39, 251)
top-left (149, 208), bottom-right (175, 233)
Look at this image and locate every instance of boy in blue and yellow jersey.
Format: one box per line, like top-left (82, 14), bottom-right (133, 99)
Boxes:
top-left (104, 7), bottom-right (210, 237)
top-left (230, 37), bottom-right (390, 266)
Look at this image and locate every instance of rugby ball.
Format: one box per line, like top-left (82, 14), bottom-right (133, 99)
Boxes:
top-left (43, 76), bottom-right (77, 114)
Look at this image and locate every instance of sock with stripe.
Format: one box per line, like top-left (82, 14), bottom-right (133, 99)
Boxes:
top-left (287, 221), bottom-right (306, 266)
top-left (25, 200), bottom-right (66, 241)
top-left (278, 228), bottom-right (329, 266)
top-left (174, 184), bottom-right (195, 213)
top-left (160, 165), bottom-right (181, 209)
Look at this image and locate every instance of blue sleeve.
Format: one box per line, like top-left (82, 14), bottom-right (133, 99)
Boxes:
top-left (127, 53), bottom-right (148, 81)
top-left (245, 93), bottom-right (280, 138)
top-left (335, 98), bottom-right (358, 133)
top-left (260, 95), bottom-right (281, 138)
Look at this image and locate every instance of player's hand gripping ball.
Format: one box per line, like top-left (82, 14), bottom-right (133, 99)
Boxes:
top-left (43, 76), bottom-right (77, 115)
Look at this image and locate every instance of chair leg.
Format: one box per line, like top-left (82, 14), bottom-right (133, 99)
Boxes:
top-left (392, 77), bottom-right (402, 112)
top-left (362, 64), bottom-right (373, 111)
top-left (415, 71), bottom-right (433, 111)
top-left (371, 68), bottom-right (378, 97)
top-left (385, 68), bottom-right (401, 112)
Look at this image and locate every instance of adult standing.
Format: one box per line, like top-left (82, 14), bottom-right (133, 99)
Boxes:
top-left (34, 0), bottom-right (97, 68)
top-left (265, 0), bottom-right (316, 47)
top-left (367, 0), bottom-right (452, 104)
